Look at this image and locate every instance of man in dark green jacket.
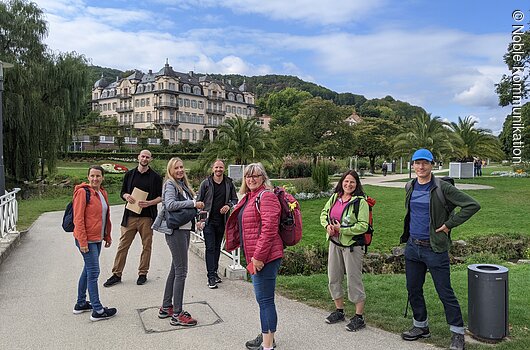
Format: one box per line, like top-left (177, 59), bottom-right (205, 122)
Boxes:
top-left (400, 149), bottom-right (480, 350)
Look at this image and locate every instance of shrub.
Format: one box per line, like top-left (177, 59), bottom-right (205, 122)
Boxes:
top-left (280, 245), bottom-right (328, 275)
top-left (280, 157), bottom-right (312, 178)
top-left (312, 162), bottom-right (330, 192)
top-left (291, 178), bottom-right (320, 194)
top-left (512, 161), bottom-right (530, 173)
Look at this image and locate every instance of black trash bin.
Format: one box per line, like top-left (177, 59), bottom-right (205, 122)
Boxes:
top-left (468, 264), bottom-right (509, 341)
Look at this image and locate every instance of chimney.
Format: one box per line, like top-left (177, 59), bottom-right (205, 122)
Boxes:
top-left (148, 69), bottom-right (152, 74)
top-left (227, 79), bottom-right (231, 85)
top-left (189, 71), bottom-right (194, 77)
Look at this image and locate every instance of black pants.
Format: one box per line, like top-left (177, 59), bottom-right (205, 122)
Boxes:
top-left (203, 221), bottom-right (224, 278)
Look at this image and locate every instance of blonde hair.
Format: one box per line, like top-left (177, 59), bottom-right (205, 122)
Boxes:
top-left (239, 162), bottom-right (272, 194)
top-left (165, 157), bottom-right (195, 197)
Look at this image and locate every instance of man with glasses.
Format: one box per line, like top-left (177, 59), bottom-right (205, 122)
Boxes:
top-left (400, 149), bottom-right (480, 350)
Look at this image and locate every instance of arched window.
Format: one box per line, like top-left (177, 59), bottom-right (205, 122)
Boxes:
top-left (183, 84), bottom-right (191, 93)
top-left (177, 128), bottom-right (183, 141)
top-left (184, 129), bottom-right (190, 140)
top-left (192, 129), bottom-right (197, 141)
top-left (199, 130), bottom-right (204, 140)
top-left (193, 86), bottom-right (201, 95)
top-left (228, 93), bottom-right (235, 101)
top-left (204, 129), bottom-right (210, 141)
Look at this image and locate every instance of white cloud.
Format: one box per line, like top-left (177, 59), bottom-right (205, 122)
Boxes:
top-left (453, 76), bottom-right (499, 108)
top-left (156, 0), bottom-right (387, 25)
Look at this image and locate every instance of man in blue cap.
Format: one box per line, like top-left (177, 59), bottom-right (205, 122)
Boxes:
top-left (400, 148), bottom-right (480, 350)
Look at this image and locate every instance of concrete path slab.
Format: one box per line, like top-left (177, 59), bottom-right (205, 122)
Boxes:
top-left (0, 206), bottom-right (436, 350)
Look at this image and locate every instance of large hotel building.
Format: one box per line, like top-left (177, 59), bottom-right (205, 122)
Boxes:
top-left (91, 61), bottom-right (268, 144)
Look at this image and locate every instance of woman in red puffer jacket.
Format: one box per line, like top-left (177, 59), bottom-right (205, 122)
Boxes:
top-left (225, 162), bottom-right (282, 350)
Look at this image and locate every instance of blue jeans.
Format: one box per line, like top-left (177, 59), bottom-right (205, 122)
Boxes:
top-left (203, 222), bottom-right (224, 278)
top-left (405, 239), bottom-right (464, 334)
top-left (251, 258), bottom-right (282, 333)
top-left (75, 240), bottom-right (103, 312)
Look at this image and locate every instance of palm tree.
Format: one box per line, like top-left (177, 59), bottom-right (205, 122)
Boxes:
top-left (392, 113), bottom-right (456, 160)
top-left (199, 116), bottom-right (277, 167)
top-left (448, 116), bottom-right (504, 161)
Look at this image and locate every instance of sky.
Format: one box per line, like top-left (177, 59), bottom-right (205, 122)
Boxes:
top-left (32, 0), bottom-right (529, 134)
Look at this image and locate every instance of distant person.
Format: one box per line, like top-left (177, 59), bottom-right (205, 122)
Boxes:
top-left (225, 163), bottom-right (282, 350)
top-left (104, 150), bottom-right (162, 287)
top-left (476, 159), bottom-right (482, 177)
top-left (382, 162), bottom-right (388, 176)
top-left (400, 148), bottom-right (480, 350)
top-left (196, 159), bottom-right (238, 289)
top-left (152, 157), bottom-right (204, 326)
top-left (320, 170), bottom-right (369, 332)
top-left (72, 165), bottom-right (117, 321)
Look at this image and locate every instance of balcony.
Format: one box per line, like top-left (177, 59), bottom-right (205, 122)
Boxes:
top-left (154, 89), bottom-right (179, 95)
top-left (207, 95), bottom-right (224, 101)
top-left (154, 101), bottom-right (178, 109)
top-left (154, 118), bottom-right (179, 126)
top-left (117, 93), bottom-right (131, 100)
top-left (116, 106), bottom-right (134, 113)
top-left (206, 108), bottom-right (226, 116)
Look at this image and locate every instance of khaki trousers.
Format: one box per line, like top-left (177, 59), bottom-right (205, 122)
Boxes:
top-left (327, 242), bottom-right (366, 304)
top-left (111, 217), bottom-right (153, 276)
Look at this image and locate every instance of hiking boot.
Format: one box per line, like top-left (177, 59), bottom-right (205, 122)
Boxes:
top-left (137, 274), bottom-right (147, 285)
top-left (208, 277), bottom-right (218, 289)
top-left (214, 273), bottom-right (223, 284)
top-left (345, 315), bottom-right (366, 332)
top-left (103, 274), bottom-right (121, 287)
top-left (73, 301), bottom-right (92, 314)
top-left (170, 311), bottom-right (197, 326)
top-left (325, 310), bottom-right (345, 324)
top-left (158, 306), bottom-right (174, 319)
top-left (245, 333), bottom-right (276, 350)
top-left (450, 332), bottom-right (465, 350)
top-left (90, 307), bottom-right (117, 321)
top-left (401, 326), bottom-right (431, 341)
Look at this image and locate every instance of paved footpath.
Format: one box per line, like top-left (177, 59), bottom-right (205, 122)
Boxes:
top-left (0, 202), bottom-right (437, 350)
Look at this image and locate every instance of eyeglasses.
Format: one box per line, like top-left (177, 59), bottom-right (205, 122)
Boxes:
top-left (245, 174), bottom-right (262, 180)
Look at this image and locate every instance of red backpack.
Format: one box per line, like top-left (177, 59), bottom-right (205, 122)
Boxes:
top-left (256, 186), bottom-right (303, 246)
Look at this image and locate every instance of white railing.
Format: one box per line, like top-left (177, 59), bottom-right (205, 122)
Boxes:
top-left (0, 188), bottom-right (21, 239)
top-left (191, 227), bottom-right (242, 270)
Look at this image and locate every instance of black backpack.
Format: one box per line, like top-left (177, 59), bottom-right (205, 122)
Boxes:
top-left (62, 187), bottom-right (91, 232)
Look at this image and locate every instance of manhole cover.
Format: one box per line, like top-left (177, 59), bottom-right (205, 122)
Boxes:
top-left (138, 301), bottom-right (223, 333)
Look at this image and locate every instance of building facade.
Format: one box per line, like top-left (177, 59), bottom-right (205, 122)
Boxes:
top-left (91, 61), bottom-right (263, 144)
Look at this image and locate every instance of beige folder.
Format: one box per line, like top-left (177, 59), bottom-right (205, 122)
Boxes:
top-left (125, 187), bottom-right (149, 214)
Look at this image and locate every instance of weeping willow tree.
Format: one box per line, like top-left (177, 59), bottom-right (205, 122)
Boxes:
top-left (1, 0), bottom-right (89, 181)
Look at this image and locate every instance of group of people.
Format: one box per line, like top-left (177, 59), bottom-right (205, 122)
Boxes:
top-left (70, 148), bottom-right (480, 350)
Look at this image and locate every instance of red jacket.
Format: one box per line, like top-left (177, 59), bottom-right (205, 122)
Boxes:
top-left (225, 185), bottom-right (283, 264)
top-left (73, 183), bottom-right (112, 248)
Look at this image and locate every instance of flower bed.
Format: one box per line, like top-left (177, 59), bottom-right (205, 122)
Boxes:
top-left (101, 163), bottom-right (129, 174)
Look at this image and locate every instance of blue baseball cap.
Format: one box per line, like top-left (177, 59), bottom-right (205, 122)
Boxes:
top-left (412, 149), bottom-right (434, 162)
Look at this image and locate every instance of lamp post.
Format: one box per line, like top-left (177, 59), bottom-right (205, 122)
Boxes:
top-left (0, 61), bottom-right (14, 196)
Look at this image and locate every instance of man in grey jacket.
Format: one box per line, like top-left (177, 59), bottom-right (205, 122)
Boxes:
top-left (197, 160), bottom-right (239, 289)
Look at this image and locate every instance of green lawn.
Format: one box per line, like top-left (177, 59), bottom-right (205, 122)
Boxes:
top-left (279, 174), bottom-right (530, 349)
top-left (298, 176), bottom-right (529, 253)
top-left (277, 263), bottom-right (530, 350)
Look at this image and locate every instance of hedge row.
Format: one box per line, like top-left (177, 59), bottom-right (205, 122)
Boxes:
top-left (60, 151), bottom-right (201, 161)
